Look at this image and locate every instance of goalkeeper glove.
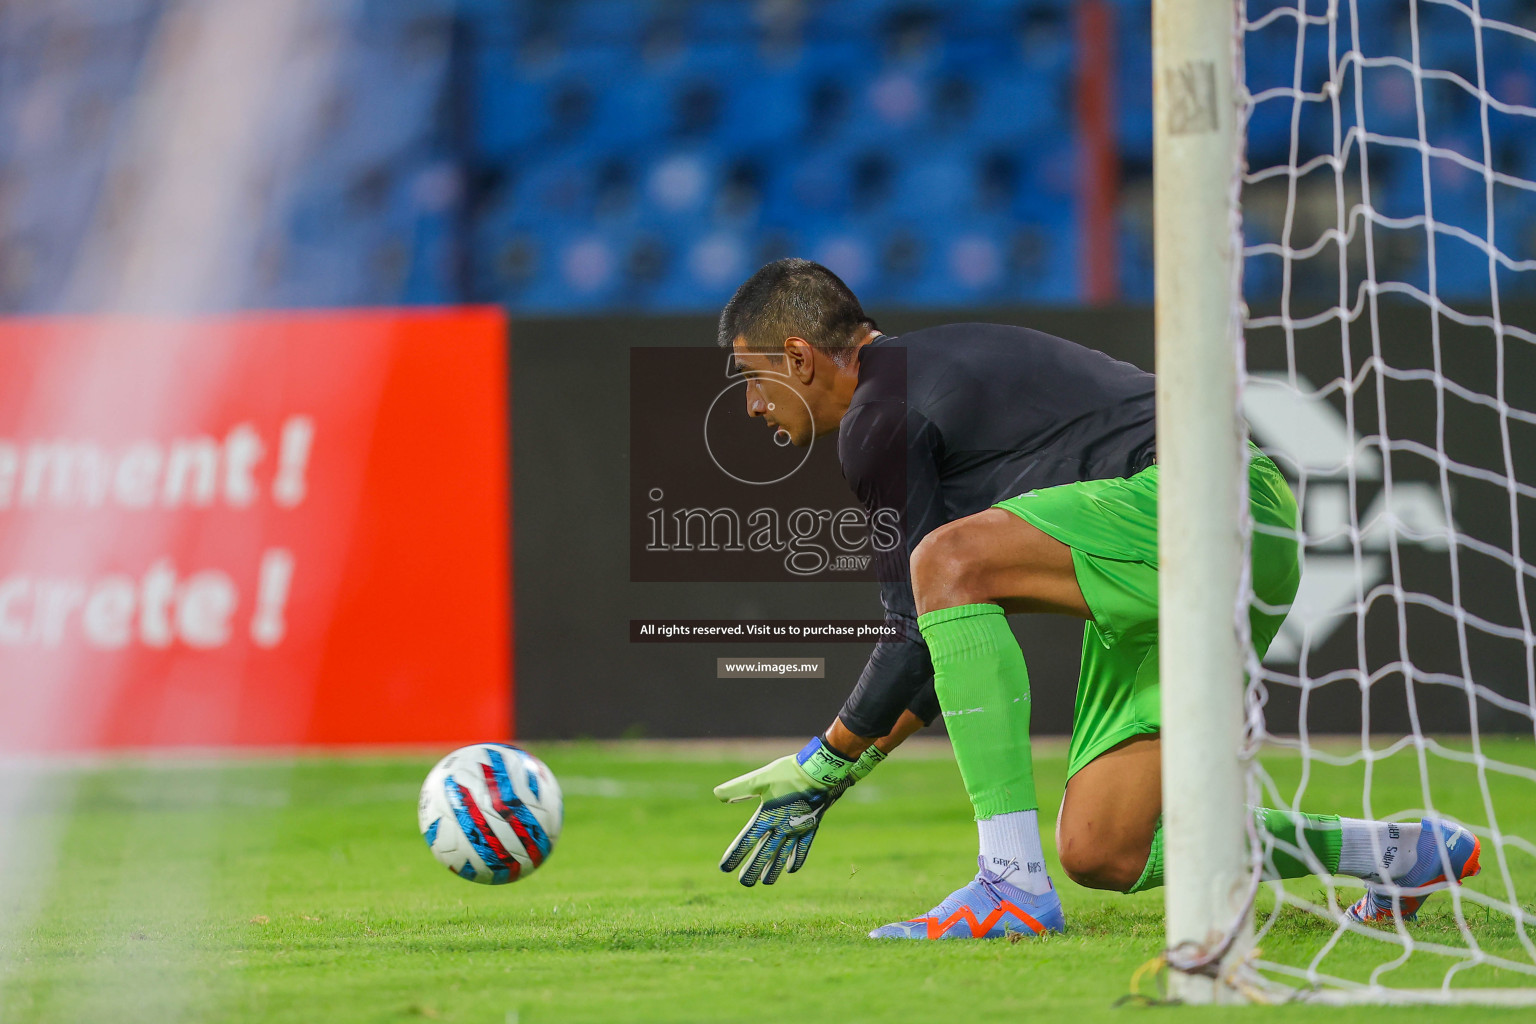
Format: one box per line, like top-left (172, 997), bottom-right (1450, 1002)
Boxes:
top-left (714, 737), bottom-right (886, 886)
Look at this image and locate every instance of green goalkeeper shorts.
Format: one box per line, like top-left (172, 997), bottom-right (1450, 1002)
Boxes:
top-left (993, 446), bottom-right (1301, 779)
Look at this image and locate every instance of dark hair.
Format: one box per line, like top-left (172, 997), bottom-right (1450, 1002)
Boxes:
top-left (717, 258), bottom-right (876, 363)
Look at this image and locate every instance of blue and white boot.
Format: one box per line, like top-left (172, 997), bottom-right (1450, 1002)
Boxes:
top-left (869, 856), bottom-right (1066, 940)
top-left (1345, 818), bottom-right (1481, 924)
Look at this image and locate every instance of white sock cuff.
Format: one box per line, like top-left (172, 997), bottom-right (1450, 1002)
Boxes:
top-left (977, 809), bottom-right (1051, 894)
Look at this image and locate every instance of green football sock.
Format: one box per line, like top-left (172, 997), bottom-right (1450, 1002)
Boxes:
top-left (1254, 807), bottom-right (1342, 879)
top-left (1125, 808), bottom-right (1344, 893)
top-left (917, 603), bottom-right (1036, 819)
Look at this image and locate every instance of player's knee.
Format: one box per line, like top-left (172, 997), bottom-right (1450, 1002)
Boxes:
top-left (1060, 855), bottom-right (1143, 892)
top-left (1057, 839), bottom-right (1148, 892)
top-left (910, 522), bottom-right (987, 606)
top-left (1057, 844), bottom-right (1112, 890)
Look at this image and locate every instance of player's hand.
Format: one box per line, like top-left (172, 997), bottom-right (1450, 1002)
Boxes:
top-left (714, 738), bottom-right (885, 886)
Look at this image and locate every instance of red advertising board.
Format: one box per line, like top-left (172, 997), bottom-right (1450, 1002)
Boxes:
top-left (0, 308), bottom-right (511, 751)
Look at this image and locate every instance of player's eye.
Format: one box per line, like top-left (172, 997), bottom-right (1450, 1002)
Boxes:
top-left (725, 353), bottom-right (785, 380)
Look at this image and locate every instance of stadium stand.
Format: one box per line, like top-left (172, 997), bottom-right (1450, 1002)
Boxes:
top-left (0, 0), bottom-right (1531, 313)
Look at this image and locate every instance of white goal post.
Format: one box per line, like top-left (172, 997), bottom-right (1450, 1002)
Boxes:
top-left (1153, 0), bottom-right (1252, 1004)
top-left (1155, 0), bottom-right (1536, 1004)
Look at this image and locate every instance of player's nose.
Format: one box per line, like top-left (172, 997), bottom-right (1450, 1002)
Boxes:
top-left (745, 387), bottom-right (767, 417)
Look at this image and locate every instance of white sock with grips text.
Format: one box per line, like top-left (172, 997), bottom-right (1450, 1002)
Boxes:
top-left (977, 809), bottom-right (1052, 894)
top-left (1337, 818), bottom-right (1422, 882)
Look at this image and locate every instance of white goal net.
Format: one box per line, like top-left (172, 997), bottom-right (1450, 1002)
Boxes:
top-left (1235, 0), bottom-right (1536, 1002)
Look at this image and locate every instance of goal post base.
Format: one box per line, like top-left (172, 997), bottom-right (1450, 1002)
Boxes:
top-left (1290, 988), bottom-right (1536, 1007)
top-left (1164, 962), bottom-right (1536, 1007)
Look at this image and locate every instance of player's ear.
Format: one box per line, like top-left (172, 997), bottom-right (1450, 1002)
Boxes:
top-left (784, 337), bottom-right (815, 383)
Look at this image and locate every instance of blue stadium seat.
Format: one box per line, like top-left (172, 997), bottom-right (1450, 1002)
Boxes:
top-left (807, 0), bottom-right (898, 41)
top-left (561, 0), bottom-right (650, 51)
top-left (470, 45), bottom-right (551, 157)
top-left (762, 141), bottom-right (858, 222)
top-left (970, 69), bottom-right (1069, 145)
top-left (939, 0), bottom-right (1020, 69)
top-left (686, 0), bottom-right (756, 41)
top-left (717, 64), bottom-right (808, 147)
top-left (889, 145), bottom-right (978, 220)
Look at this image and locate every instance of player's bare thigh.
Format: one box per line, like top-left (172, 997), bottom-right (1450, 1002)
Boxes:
top-left (909, 508), bottom-right (1092, 618)
top-left (1055, 734), bottom-right (1162, 891)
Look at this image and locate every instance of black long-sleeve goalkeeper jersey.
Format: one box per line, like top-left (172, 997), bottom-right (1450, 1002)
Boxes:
top-left (834, 323), bottom-right (1157, 737)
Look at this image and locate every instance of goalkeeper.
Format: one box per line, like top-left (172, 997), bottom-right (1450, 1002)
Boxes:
top-left (713, 259), bottom-right (1481, 939)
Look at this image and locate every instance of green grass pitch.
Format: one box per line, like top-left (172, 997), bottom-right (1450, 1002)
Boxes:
top-left (4, 738), bottom-right (1535, 1023)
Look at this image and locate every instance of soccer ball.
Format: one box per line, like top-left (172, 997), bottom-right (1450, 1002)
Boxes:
top-left (417, 743), bottom-right (563, 884)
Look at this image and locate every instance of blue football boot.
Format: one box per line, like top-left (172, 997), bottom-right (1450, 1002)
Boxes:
top-left (1345, 818), bottom-right (1482, 924)
top-left (869, 857), bottom-right (1066, 940)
